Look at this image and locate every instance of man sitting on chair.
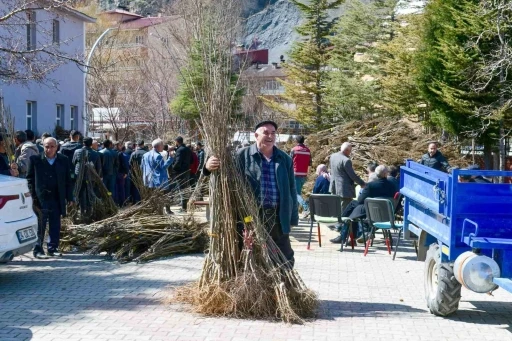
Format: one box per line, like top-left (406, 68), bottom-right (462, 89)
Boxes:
top-left (331, 165), bottom-right (397, 244)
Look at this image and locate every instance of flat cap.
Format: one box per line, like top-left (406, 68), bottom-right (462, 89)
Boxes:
top-left (254, 120), bottom-right (278, 131)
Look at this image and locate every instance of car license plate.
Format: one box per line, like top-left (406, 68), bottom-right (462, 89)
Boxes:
top-left (16, 227), bottom-right (36, 243)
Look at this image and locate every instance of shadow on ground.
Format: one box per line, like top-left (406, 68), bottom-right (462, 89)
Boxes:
top-left (1, 327), bottom-right (33, 341)
top-left (316, 299), bottom-right (427, 320)
top-left (0, 253), bottom-right (202, 330)
top-left (446, 301), bottom-right (512, 334)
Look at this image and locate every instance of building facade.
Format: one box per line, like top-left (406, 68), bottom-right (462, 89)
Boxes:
top-left (86, 8), bottom-right (185, 140)
top-left (0, 5), bottom-right (95, 136)
top-left (240, 58), bottom-right (305, 135)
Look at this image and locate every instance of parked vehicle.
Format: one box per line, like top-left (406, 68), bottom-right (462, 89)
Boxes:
top-left (400, 160), bottom-right (512, 316)
top-left (0, 175), bottom-right (38, 263)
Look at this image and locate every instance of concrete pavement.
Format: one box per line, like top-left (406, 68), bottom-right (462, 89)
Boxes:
top-left (1, 217), bottom-right (511, 341)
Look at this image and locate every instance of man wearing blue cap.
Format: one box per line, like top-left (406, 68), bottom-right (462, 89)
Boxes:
top-left (205, 120), bottom-right (298, 268)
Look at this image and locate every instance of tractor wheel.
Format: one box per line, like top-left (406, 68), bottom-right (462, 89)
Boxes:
top-left (424, 243), bottom-right (461, 316)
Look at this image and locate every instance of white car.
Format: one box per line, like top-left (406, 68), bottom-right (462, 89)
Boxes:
top-left (0, 175), bottom-right (38, 263)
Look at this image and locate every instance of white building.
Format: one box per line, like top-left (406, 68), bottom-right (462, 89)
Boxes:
top-left (0, 4), bottom-right (95, 135)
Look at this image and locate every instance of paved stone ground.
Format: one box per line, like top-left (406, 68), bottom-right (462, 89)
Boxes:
top-left (1, 214), bottom-right (512, 341)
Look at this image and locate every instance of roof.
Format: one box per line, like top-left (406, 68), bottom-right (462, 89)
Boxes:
top-left (51, 4), bottom-right (96, 23)
top-left (243, 64), bottom-right (286, 78)
top-left (119, 16), bottom-right (168, 30)
top-left (103, 9), bottom-right (144, 19)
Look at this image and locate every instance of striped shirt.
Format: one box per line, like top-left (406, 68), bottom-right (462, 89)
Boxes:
top-left (260, 152), bottom-right (279, 208)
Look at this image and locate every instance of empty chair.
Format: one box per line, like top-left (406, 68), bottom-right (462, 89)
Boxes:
top-left (308, 194), bottom-right (355, 250)
top-left (364, 197), bottom-right (404, 260)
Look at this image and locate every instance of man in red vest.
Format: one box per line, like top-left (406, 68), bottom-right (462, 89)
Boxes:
top-left (290, 135), bottom-right (312, 218)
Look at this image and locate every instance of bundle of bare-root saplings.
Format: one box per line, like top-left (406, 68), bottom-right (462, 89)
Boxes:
top-left (172, 0), bottom-right (318, 323)
top-left (61, 168), bottom-right (208, 263)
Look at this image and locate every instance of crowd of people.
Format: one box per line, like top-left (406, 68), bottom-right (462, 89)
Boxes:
top-left (5, 123), bottom-right (500, 261)
top-left (0, 128), bottom-right (206, 259)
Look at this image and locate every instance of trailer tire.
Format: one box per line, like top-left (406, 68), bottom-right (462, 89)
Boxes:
top-left (425, 243), bottom-right (461, 316)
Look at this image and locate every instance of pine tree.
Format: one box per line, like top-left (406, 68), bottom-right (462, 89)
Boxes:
top-left (378, 14), bottom-right (427, 119)
top-left (415, 0), bottom-right (496, 140)
top-left (170, 42), bottom-right (204, 121)
top-left (325, 0), bottom-right (397, 122)
top-left (414, 0), bottom-right (512, 168)
top-left (170, 41), bottom-right (243, 122)
top-left (266, 0), bottom-right (343, 131)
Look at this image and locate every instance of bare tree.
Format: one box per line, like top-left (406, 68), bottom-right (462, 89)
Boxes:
top-left (0, 0), bottom-right (91, 85)
top-left (80, 2), bottom-right (188, 140)
top-left (138, 17), bottom-right (187, 138)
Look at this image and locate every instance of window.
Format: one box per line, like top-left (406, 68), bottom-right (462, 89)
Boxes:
top-left (135, 35), bottom-right (145, 45)
top-left (52, 20), bottom-right (60, 45)
top-left (265, 80), bottom-right (280, 90)
top-left (56, 104), bottom-right (64, 127)
top-left (26, 101), bottom-right (36, 130)
top-left (70, 105), bottom-right (78, 130)
top-left (26, 11), bottom-right (36, 50)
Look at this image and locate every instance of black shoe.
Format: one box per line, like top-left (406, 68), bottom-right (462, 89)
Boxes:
top-left (330, 235), bottom-right (343, 244)
top-left (163, 207), bottom-right (174, 216)
top-left (48, 251), bottom-right (63, 257)
top-left (178, 208), bottom-right (187, 213)
top-left (34, 252), bottom-right (48, 259)
top-left (329, 224), bottom-right (343, 232)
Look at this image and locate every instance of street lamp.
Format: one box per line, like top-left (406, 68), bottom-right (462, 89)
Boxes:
top-left (84, 28), bottom-right (113, 137)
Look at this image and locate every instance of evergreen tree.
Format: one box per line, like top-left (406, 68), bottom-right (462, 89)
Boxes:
top-left (170, 42), bottom-right (203, 121)
top-left (267, 0), bottom-right (343, 131)
top-left (415, 0), bottom-right (500, 144)
top-left (378, 14), bottom-right (427, 119)
top-left (325, 0), bottom-right (396, 122)
top-left (170, 41), bottom-right (243, 123)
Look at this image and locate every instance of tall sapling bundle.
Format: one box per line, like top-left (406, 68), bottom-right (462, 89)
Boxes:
top-left (173, 0), bottom-right (317, 323)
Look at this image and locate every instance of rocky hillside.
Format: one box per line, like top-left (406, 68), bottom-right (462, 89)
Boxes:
top-left (244, 0), bottom-right (302, 63)
top-left (95, 0), bottom-right (426, 63)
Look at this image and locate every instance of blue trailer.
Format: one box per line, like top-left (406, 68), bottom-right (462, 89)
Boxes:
top-left (400, 160), bottom-right (512, 316)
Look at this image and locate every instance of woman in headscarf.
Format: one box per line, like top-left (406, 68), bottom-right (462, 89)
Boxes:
top-left (313, 164), bottom-right (330, 194)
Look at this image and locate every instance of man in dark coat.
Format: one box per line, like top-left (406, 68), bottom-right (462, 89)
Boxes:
top-left (129, 140), bottom-right (147, 203)
top-left (331, 165), bottom-right (397, 244)
top-left (171, 136), bottom-right (193, 211)
top-left (73, 137), bottom-right (102, 216)
top-left (387, 165), bottom-right (400, 192)
top-left (122, 141), bottom-right (134, 204)
top-left (419, 142), bottom-right (452, 173)
top-left (129, 140), bottom-right (146, 168)
top-left (197, 142), bottom-right (205, 172)
top-left (99, 140), bottom-right (118, 196)
top-left (58, 130), bottom-right (82, 197)
top-left (0, 134), bottom-right (17, 176)
top-left (27, 137), bottom-right (73, 258)
top-left (356, 166), bottom-right (397, 205)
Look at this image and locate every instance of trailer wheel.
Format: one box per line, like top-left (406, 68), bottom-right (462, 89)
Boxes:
top-left (424, 243), bottom-right (461, 316)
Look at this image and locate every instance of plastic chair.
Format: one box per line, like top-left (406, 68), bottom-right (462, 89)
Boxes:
top-left (308, 194), bottom-right (345, 250)
top-left (364, 197), bottom-right (404, 260)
